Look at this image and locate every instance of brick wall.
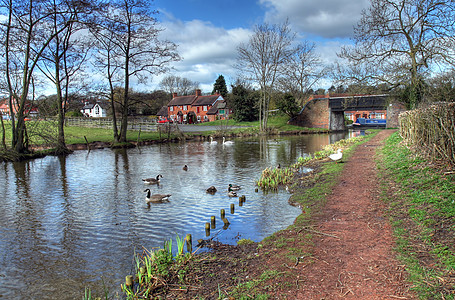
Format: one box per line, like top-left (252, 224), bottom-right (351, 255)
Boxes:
top-left (289, 98), bottom-right (330, 129)
top-left (386, 102), bottom-right (407, 128)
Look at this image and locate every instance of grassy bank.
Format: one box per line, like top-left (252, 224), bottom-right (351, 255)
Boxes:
top-left (1, 115), bottom-right (326, 152)
top-left (377, 132), bottom-right (455, 299)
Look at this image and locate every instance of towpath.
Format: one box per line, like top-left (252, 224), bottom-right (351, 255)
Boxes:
top-left (268, 130), bottom-right (415, 299)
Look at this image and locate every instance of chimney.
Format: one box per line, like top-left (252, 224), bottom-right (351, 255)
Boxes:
top-left (172, 92), bottom-right (178, 98)
top-left (195, 89), bottom-right (202, 97)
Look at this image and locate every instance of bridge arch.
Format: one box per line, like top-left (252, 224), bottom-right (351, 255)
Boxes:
top-left (288, 95), bottom-right (404, 131)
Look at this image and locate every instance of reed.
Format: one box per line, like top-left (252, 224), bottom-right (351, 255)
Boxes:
top-left (121, 235), bottom-right (193, 299)
top-left (256, 135), bottom-right (366, 191)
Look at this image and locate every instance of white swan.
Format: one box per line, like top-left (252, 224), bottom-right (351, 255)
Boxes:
top-left (329, 149), bottom-right (343, 163)
top-left (210, 137), bottom-right (218, 145)
top-left (222, 137), bottom-right (234, 145)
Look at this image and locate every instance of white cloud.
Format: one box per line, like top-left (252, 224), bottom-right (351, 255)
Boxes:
top-left (156, 18), bottom-right (251, 92)
top-left (260, 0), bottom-right (370, 39)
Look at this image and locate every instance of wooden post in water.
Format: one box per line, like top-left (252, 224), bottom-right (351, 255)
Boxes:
top-left (186, 234), bottom-right (192, 253)
top-left (211, 216), bottom-right (216, 229)
top-left (222, 217), bottom-right (230, 229)
top-left (84, 136), bottom-right (90, 151)
top-left (205, 222), bottom-right (210, 236)
top-left (220, 209), bottom-right (225, 219)
top-left (230, 203), bottom-right (235, 214)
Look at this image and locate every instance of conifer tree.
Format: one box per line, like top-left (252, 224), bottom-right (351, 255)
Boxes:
top-left (212, 75), bottom-right (228, 97)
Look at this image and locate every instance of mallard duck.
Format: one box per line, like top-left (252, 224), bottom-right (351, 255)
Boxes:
top-left (210, 137), bottom-right (217, 144)
top-left (329, 149), bottom-right (343, 163)
top-left (227, 187), bottom-right (238, 197)
top-left (206, 186), bottom-right (217, 194)
top-left (183, 165), bottom-right (188, 171)
top-left (144, 189), bottom-right (171, 205)
top-left (222, 137), bottom-right (234, 145)
top-left (228, 184), bottom-right (241, 191)
top-left (142, 174), bottom-right (162, 184)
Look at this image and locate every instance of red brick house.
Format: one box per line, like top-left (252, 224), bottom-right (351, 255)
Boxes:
top-left (167, 89), bottom-right (230, 123)
top-left (0, 97), bottom-right (38, 119)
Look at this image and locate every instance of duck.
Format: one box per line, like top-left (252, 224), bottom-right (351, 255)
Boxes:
top-left (227, 187), bottom-right (238, 197)
top-left (206, 186), bottom-right (217, 194)
top-left (228, 184), bottom-right (241, 191)
top-left (222, 137), bottom-right (234, 145)
top-left (142, 174), bottom-right (162, 184)
top-left (210, 137), bottom-right (217, 145)
top-left (183, 165), bottom-right (188, 171)
top-left (329, 149), bottom-right (343, 163)
top-left (144, 189), bottom-right (171, 205)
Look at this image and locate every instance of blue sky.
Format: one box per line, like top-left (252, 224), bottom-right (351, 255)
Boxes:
top-left (146, 0), bottom-right (371, 93)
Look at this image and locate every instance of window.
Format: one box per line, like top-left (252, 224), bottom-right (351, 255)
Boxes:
top-left (183, 105), bottom-right (187, 111)
top-left (219, 109), bottom-right (225, 115)
top-left (197, 115), bottom-right (201, 122)
top-left (203, 106), bottom-right (208, 111)
top-left (95, 105), bottom-right (100, 115)
top-left (170, 106), bottom-right (174, 111)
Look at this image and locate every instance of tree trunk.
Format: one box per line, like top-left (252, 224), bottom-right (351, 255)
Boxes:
top-left (55, 57), bottom-right (70, 154)
top-left (0, 113), bottom-right (6, 150)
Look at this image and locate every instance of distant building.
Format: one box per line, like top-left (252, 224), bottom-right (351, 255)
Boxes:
top-left (81, 101), bottom-right (108, 118)
top-left (167, 89), bottom-right (231, 123)
top-left (0, 97), bottom-right (38, 119)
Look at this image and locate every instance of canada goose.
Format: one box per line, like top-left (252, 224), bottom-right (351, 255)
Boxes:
top-left (142, 174), bottom-right (162, 184)
top-left (206, 186), bottom-right (217, 194)
top-left (183, 165), bottom-right (188, 171)
top-left (210, 137), bottom-right (217, 144)
top-left (222, 137), bottom-right (234, 145)
top-left (329, 149), bottom-right (343, 163)
top-left (144, 189), bottom-right (171, 205)
top-left (228, 184), bottom-right (241, 191)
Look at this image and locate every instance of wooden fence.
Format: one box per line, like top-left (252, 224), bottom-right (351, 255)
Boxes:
top-left (66, 117), bottom-right (159, 131)
top-left (399, 102), bottom-right (455, 167)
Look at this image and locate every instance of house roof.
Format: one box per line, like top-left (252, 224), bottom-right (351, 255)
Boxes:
top-left (206, 100), bottom-right (228, 115)
top-left (156, 106), bottom-right (168, 117)
top-left (167, 95), bottom-right (197, 106)
top-left (82, 101), bottom-right (108, 110)
top-left (167, 93), bottom-right (224, 107)
top-left (193, 95), bottom-right (222, 106)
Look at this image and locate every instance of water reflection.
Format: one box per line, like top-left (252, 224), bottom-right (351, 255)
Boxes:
top-left (0, 133), bottom-right (353, 299)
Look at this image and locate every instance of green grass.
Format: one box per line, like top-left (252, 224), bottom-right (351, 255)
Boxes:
top-left (197, 115), bottom-right (328, 133)
top-left (378, 132), bottom-right (455, 299)
top-left (0, 114), bottom-right (323, 152)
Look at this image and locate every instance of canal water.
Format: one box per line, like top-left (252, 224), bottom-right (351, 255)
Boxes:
top-left (0, 132), bottom-right (352, 299)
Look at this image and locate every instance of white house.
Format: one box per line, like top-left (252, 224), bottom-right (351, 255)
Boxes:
top-left (81, 102), bottom-right (107, 118)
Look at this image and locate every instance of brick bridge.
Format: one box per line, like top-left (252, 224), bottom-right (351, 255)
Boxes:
top-left (288, 94), bottom-right (406, 131)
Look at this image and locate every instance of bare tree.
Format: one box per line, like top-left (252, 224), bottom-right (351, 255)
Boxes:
top-left (92, 0), bottom-right (180, 144)
top-left (37, 0), bottom-right (91, 154)
top-left (339, 0), bottom-right (455, 108)
top-left (236, 21), bottom-right (297, 131)
top-left (0, 0), bottom-right (76, 154)
top-left (160, 75), bottom-right (199, 96)
top-left (279, 41), bottom-right (326, 106)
